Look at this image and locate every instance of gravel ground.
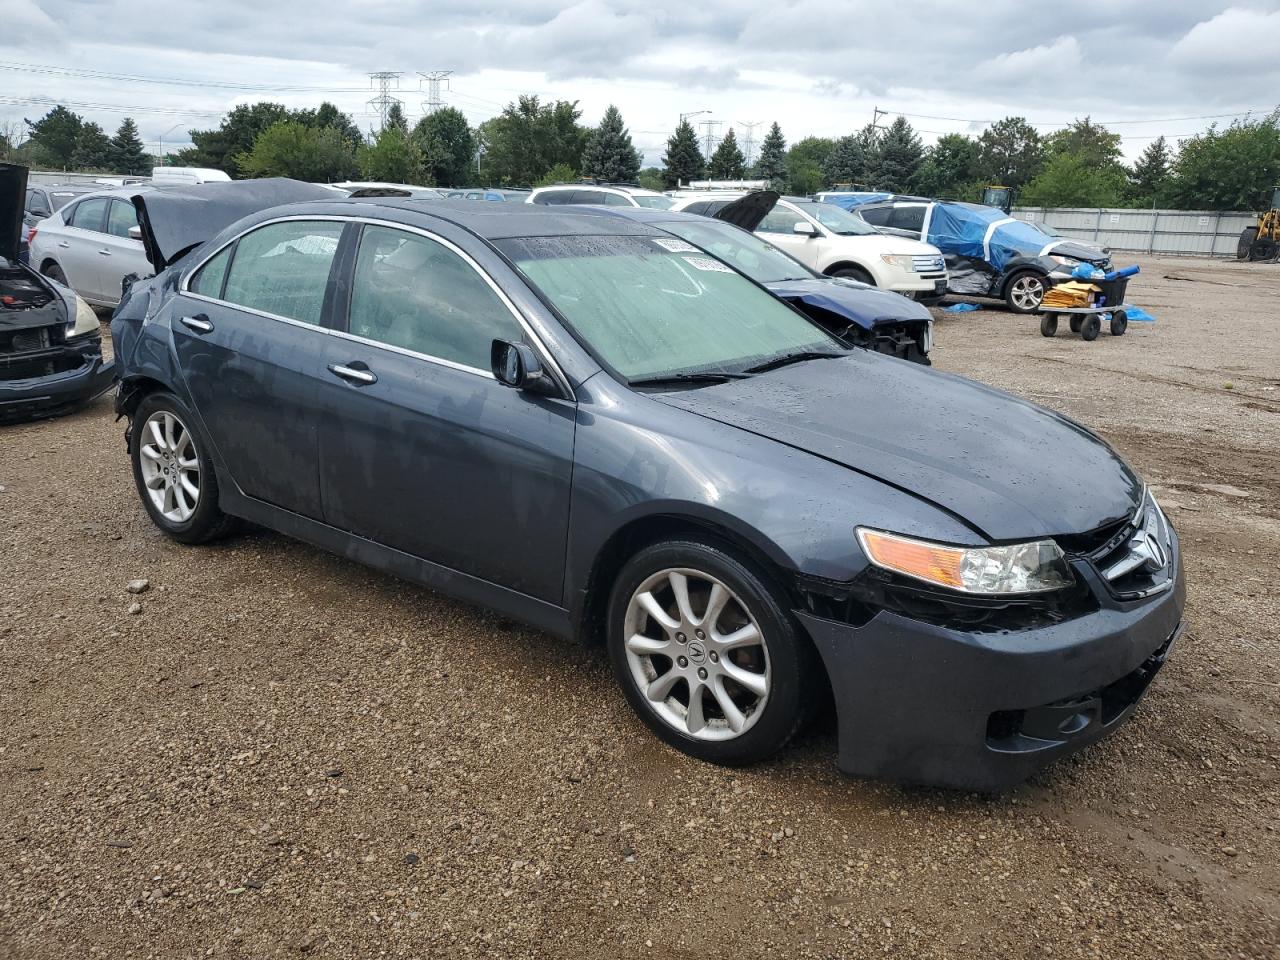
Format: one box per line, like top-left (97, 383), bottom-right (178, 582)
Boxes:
top-left (2, 254), bottom-right (1278, 959)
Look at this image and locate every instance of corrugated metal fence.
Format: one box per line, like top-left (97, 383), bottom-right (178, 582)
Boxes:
top-left (1013, 206), bottom-right (1257, 257)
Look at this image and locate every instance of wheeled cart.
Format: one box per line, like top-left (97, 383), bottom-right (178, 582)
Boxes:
top-left (1038, 305), bottom-right (1131, 341)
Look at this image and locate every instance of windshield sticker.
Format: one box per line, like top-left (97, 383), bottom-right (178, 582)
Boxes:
top-left (681, 255), bottom-right (734, 273)
top-left (652, 238), bottom-right (699, 253)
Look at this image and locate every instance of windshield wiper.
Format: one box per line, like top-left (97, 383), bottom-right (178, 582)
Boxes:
top-left (629, 371), bottom-right (749, 388)
top-left (743, 351), bottom-right (845, 374)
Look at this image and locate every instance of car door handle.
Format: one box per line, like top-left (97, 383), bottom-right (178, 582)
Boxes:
top-left (179, 315), bottom-right (214, 334)
top-left (98, 249), bottom-right (112, 256)
top-left (57, 241), bottom-right (70, 248)
top-left (328, 363), bottom-right (377, 385)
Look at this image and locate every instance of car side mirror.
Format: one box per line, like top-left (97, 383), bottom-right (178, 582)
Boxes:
top-left (793, 221), bottom-right (818, 237)
top-left (128, 225), bottom-right (143, 241)
top-left (491, 339), bottom-right (557, 396)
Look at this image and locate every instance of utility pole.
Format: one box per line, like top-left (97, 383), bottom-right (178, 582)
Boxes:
top-left (367, 71), bottom-right (404, 133)
top-left (680, 109), bottom-right (709, 126)
top-left (871, 106), bottom-right (888, 136)
top-left (738, 120), bottom-right (762, 167)
top-left (698, 119), bottom-right (723, 161)
top-left (418, 71), bottom-right (453, 114)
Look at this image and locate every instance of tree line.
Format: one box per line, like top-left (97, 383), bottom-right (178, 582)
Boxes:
top-left (4, 98), bottom-right (1279, 211)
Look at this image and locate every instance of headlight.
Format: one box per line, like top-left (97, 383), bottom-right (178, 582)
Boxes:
top-left (880, 254), bottom-right (914, 270)
top-left (65, 295), bottom-right (99, 339)
top-left (856, 528), bottom-right (1073, 595)
top-left (1048, 255), bottom-right (1079, 266)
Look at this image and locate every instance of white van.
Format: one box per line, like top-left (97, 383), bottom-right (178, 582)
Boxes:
top-left (150, 167), bottom-right (232, 186)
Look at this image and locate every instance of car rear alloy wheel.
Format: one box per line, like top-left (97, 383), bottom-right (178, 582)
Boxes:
top-left (622, 567), bottom-right (771, 741)
top-left (1006, 272), bottom-right (1046, 313)
top-left (138, 410), bottom-right (200, 523)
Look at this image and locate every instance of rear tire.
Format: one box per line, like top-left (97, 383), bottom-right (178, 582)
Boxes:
top-left (130, 391), bottom-right (236, 544)
top-left (1080, 314), bottom-right (1102, 341)
top-left (1039, 313), bottom-right (1058, 337)
top-left (606, 536), bottom-right (819, 767)
top-left (1069, 316), bottom-right (1083, 333)
top-left (41, 261), bottom-right (69, 287)
top-left (830, 265), bottom-right (875, 286)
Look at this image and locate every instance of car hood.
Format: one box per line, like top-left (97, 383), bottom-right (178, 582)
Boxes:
top-left (1045, 239), bottom-right (1111, 265)
top-left (711, 190), bottom-right (780, 231)
top-left (0, 163), bottom-right (26, 263)
top-left (132, 177), bottom-right (337, 271)
top-left (765, 277), bottom-right (930, 330)
top-left (837, 234), bottom-right (942, 256)
top-left (654, 354), bottom-right (1142, 541)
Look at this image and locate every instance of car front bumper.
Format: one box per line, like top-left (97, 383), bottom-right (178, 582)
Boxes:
top-left (797, 551), bottom-right (1186, 792)
top-left (0, 336), bottom-right (116, 423)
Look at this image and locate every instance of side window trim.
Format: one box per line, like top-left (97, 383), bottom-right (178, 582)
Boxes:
top-left (179, 215), bottom-right (572, 397)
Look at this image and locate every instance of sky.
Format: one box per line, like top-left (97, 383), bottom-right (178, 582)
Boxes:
top-left (3, 0), bottom-right (1280, 169)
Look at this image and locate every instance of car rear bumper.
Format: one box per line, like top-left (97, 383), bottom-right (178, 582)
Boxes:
top-left (796, 552), bottom-right (1185, 792)
top-left (0, 337), bottom-right (116, 423)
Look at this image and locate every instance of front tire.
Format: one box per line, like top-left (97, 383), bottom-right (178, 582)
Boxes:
top-left (1004, 271), bottom-right (1047, 313)
top-left (130, 392), bottom-right (234, 544)
top-left (41, 261), bottom-right (69, 287)
top-left (830, 265), bottom-right (875, 286)
top-left (606, 537), bottom-right (818, 767)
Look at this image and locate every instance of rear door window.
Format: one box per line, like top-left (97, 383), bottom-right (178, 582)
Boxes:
top-left (69, 197), bottom-right (110, 232)
top-left (220, 220), bottom-right (344, 326)
top-left (106, 199), bottom-right (138, 238)
top-left (857, 205), bottom-right (892, 226)
top-left (887, 205), bottom-right (927, 233)
top-left (346, 225), bottom-right (522, 371)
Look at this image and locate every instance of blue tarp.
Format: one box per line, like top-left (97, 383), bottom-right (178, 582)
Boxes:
top-left (925, 203), bottom-right (1058, 273)
top-left (819, 192), bottom-right (893, 210)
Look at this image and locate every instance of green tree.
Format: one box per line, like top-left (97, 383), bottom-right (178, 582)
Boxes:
top-left (913, 133), bottom-right (979, 198)
top-left (822, 134), bottom-right (866, 187)
top-left (1045, 117), bottom-right (1123, 171)
top-left (754, 122), bottom-right (787, 188)
top-left (637, 167), bottom-right (664, 191)
top-left (581, 105), bottom-right (642, 182)
top-left (385, 102), bottom-right (409, 134)
top-left (708, 128), bottom-right (745, 179)
top-left (357, 124), bottom-right (426, 183)
top-left (785, 136), bottom-right (834, 194)
top-left (299, 102), bottom-right (365, 149)
top-left (25, 105), bottom-right (83, 167)
top-left (71, 121), bottom-right (112, 170)
top-left (1126, 136), bottom-right (1172, 207)
top-left (184, 102), bottom-right (294, 174)
top-left (235, 121), bottom-right (357, 181)
top-left (479, 96), bottom-right (589, 185)
top-left (1020, 153), bottom-right (1124, 207)
top-left (535, 162), bottom-right (578, 187)
top-left (108, 118), bottom-right (150, 176)
top-left (872, 116), bottom-right (924, 192)
top-left (661, 118), bottom-right (704, 187)
top-left (1164, 114), bottom-right (1280, 211)
top-left (413, 107), bottom-right (475, 188)
top-left (975, 117), bottom-right (1044, 192)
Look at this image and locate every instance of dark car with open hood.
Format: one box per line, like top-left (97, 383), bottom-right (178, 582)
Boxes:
top-left (111, 190), bottom-right (1185, 791)
top-left (1, 164), bottom-right (114, 423)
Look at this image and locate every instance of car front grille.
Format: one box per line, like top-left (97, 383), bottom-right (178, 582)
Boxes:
top-left (912, 254), bottom-right (945, 274)
top-left (1, 328), bottom-right (51, 355)
top-left (1088, 493), bottom-right (1175, 599)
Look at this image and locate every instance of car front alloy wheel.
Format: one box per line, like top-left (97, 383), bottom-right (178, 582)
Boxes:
top-left (138, 410), bottom-right (201, 523)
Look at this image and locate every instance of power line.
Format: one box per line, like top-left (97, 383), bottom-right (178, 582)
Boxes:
top-left (418, 71), bottom-right (452, 115)
top-left (0, 59), bottom-right (371, 93)
top-left (0, 94), bottom-right (224, 119)
top-left (367, 71), bottom-right (403, 133)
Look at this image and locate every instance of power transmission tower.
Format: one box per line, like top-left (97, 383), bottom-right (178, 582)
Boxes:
top-left (367, 71), bottom-right (404, 133)
top-left (418, 71), bottom-right (453, 114)
top-left (871, 106), bottom-right (888, 137)
top-left (698, 119), bottom-right (723, 161)
top-left (738, 120), bottom-right (762, 167)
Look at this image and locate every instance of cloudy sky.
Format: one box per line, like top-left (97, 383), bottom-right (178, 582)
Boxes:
top-left (4, 0), bottom-right (1279, 168)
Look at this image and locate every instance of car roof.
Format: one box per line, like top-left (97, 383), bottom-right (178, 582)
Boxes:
top-left (533, 183), bottom-right (663, 197)
top-left (578, 206), bottom-right (718, 226)
top-left (259, 197), bottom-right (670, 241)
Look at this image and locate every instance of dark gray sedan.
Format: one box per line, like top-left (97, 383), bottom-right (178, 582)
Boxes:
top-left (112, 196), bottom-right (1184, 791)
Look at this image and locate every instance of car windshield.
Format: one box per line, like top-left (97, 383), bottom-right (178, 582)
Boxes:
top-left (789, 200), bottom-right (880, 236)
top-left (632, 195), bottom-right (675, 209)
top-left (659, 220), bottom-right (813, 283)
top-left (499, 235), bottom-right (841, 382)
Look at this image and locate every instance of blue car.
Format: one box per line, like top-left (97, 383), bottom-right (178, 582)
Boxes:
top-left (595, 203), bottom-right (932, 364)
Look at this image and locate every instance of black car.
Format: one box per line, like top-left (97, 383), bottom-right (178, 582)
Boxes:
top-left (1, 164), bottom-right (114, 422)
top-left (112, 189), bottom-right (1184, 791)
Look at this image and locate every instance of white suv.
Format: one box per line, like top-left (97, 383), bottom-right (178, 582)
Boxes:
top-left (528, 184), bottom-right (675, 209)
top-left (672, 193), bottom-right (947, 301)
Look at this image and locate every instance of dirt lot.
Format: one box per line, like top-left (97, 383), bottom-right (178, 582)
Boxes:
top-left (2, 254), bottom-right (1278, 959)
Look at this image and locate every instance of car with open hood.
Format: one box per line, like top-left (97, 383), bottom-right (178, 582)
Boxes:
top-left (672, 192), bottom-right (948, 302)
top-left (843, 196), bottom-right (1113, 313)
top-left (590, 197), bottom-right (933, 363)
top-left (1, 164), bottom-right (114, 422)
top-left (111, 192), bottom-right (1184, 791)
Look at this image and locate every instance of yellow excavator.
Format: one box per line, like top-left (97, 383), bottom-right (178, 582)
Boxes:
top-left (1238, 186), bottom-right (1280, 261)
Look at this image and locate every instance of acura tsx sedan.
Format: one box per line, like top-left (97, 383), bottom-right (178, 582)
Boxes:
top-left (112, 191), bottom-right (1185, 791)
